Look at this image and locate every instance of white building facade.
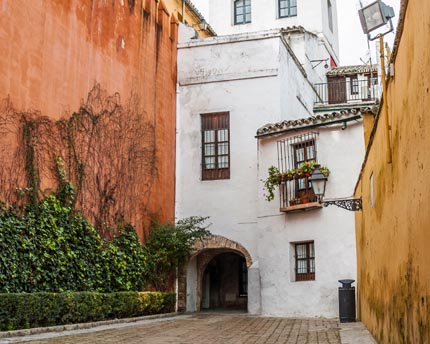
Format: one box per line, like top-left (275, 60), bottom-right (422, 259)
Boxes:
top-left (192, 0), bottom-right (339, 63)
top-left (175, 2), bottom-right (370, 317)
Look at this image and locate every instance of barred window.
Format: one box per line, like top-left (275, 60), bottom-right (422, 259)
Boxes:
top-left (295, 241), bottom-right (315, 281)
top-left (277, 132), bottom-right (318, 208)
top-left (201, 112), bottom-right (230, 180)
top-left (293, 139), bottom-right (316, 194)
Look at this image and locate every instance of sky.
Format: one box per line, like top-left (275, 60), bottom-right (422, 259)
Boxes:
top-left (337, 0), bottom-right (401, 65)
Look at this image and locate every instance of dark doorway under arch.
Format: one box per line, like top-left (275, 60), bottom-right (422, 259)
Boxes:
top-left (201, 252), bottom-right (248, 310)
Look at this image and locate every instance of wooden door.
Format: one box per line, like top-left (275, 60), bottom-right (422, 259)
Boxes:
top-left (328, 76), bottom-right (346, 104)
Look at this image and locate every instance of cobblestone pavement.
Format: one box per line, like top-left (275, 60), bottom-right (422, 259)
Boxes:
top-left (11, 313), bottom-right (341, 344)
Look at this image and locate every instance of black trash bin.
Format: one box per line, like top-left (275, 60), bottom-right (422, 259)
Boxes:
top-left (338, 279), bottom-right (356, 323)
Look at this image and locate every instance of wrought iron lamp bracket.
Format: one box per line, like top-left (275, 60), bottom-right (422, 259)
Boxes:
top-left (310, 58), bottom-right (329, 69)
top-left (321, 198), bottom-right (362, 211)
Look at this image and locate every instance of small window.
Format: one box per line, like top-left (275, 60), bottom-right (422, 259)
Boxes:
top-left (350, 76), bottom-right (359, 95)
top-left (279, 0), bottom-right (297, 18)
top-left (293, 137), bottom-right (317, 202)
top-left (234, 0), bottom-right (251, 25)
top-left (327, 0), bottom-right (333, 32)
top-left (294, 241), bottom-right (315, 281)
top-left (201, 112), bottom-right (230, 180)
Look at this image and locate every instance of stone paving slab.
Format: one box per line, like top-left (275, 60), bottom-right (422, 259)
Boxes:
top-left (0, 313), bottom-right (376, 344)
top-left (339, 322), bottom-right (377, 344)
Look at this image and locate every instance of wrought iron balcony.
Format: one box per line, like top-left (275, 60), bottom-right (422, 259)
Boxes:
top-left (279, 177), bottom-right (322, 213)
top-left (314, 78), bottom-right (380, 106)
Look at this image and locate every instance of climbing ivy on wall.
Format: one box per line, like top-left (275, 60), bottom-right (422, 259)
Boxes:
top-left (0, 176), bottom-right (210, 293)
top-left (0, 84), bottom-right (156, 237)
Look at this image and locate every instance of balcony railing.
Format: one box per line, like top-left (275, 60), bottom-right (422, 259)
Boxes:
top-left (279, 177), bottom-right (322, 213)
top-left (314, 79), bottom-right (380, 106)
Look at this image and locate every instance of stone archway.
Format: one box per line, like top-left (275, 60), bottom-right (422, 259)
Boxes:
top-left (177, 235), bottom-right (253, 312)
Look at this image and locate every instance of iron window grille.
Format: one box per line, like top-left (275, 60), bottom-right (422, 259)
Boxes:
top-left (294, 241), bottom-right (315, 281)
top-left (234, 0), bottom-right (251, 25)
top-left (279, 0), bottom-right (297, 18)
top-left (201, 112), bottom-right (230, 180)
top-left (277, 132), bottom-right (319, 209)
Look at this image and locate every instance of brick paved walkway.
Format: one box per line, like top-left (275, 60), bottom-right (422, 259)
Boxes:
top-left (10, 313), bottom-right (340, 344)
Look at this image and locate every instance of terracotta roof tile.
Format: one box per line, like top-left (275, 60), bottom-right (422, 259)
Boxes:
top-left (256, 107), bottom-right (377, 137)
top-left (327, 65), bottom-right (377, 77)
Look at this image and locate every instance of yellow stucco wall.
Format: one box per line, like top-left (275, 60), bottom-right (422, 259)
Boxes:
top-left (164, 0), bottom-right (213, 38)
top-left (354, 1), bottom-right (430, 342)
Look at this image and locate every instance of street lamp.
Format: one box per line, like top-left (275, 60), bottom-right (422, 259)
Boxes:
top-left (198, 19), bottom-right (208, 31)
top-left (309, 165), bottom-right (327, 200)
top-left (309, 165), bottom-right (362, 212)
top-left (358, 0), bottom-right (395, 39)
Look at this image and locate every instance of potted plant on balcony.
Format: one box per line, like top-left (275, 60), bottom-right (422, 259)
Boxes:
top-left (301, 196), bottom-right (309, 204)
top-left (263, 163), bottom-right (331, 202)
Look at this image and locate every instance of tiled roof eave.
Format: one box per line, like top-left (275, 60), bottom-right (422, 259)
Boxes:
top-left (256, 107), bottom-right (377, 138)
top-left (327, 64), bottom-right (378, 77)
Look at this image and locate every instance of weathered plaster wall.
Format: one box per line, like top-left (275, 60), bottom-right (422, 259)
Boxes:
top-left (354, 1), bottom-right (430, 342)
top-left (0, 0), bottom-right (178, 239)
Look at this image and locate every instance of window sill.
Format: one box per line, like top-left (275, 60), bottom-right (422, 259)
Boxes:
top-left (280, 201), bottom-right (322, 213)
top-left (278, 14), bottom-right (298, 19)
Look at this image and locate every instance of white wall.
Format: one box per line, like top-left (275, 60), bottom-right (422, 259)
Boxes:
top-left (177, 33), bottom-right (286, 261)
top-left (191, 0), bottom-right (339, 60)
top-left (255, 121), bottom-right (364, 317)
top-left (176, 26), bottom-right (364, 317)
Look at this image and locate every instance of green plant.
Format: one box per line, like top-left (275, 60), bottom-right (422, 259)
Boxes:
top-left (262, 163), bottom-right (331, 202)
top-left (0, 291), bottom-right (175, 331)
top-left (262, 166), bottom-right (281, 201)
top-left (144, 216), bottom-right (210, 290)
top-left (320, 166), bottom-right (330, 176)
top-left (102, 224), bottom-right (147, 292)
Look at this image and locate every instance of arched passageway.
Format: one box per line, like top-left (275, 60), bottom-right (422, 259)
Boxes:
top-left (177, 235), bottom-right (253, 312)
top-left (201, 252), bottom-right (248, 310)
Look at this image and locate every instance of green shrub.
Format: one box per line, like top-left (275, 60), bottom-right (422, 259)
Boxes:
top-left (144, 217), bottom-right (210, 290)
top-left (102, 225), bottom-right (147, 292)
top-left (0, 197), bottom-right (149, 294)
top-left (0, 291), bottom-right (175, 331)
top-left (0, 195), bottom-right (210, 294)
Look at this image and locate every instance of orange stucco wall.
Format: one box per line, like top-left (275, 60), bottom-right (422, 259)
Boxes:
top-left (0, 0), bottom-right (177, 240)
top-left (354, 1), bottom-right (430, 342)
